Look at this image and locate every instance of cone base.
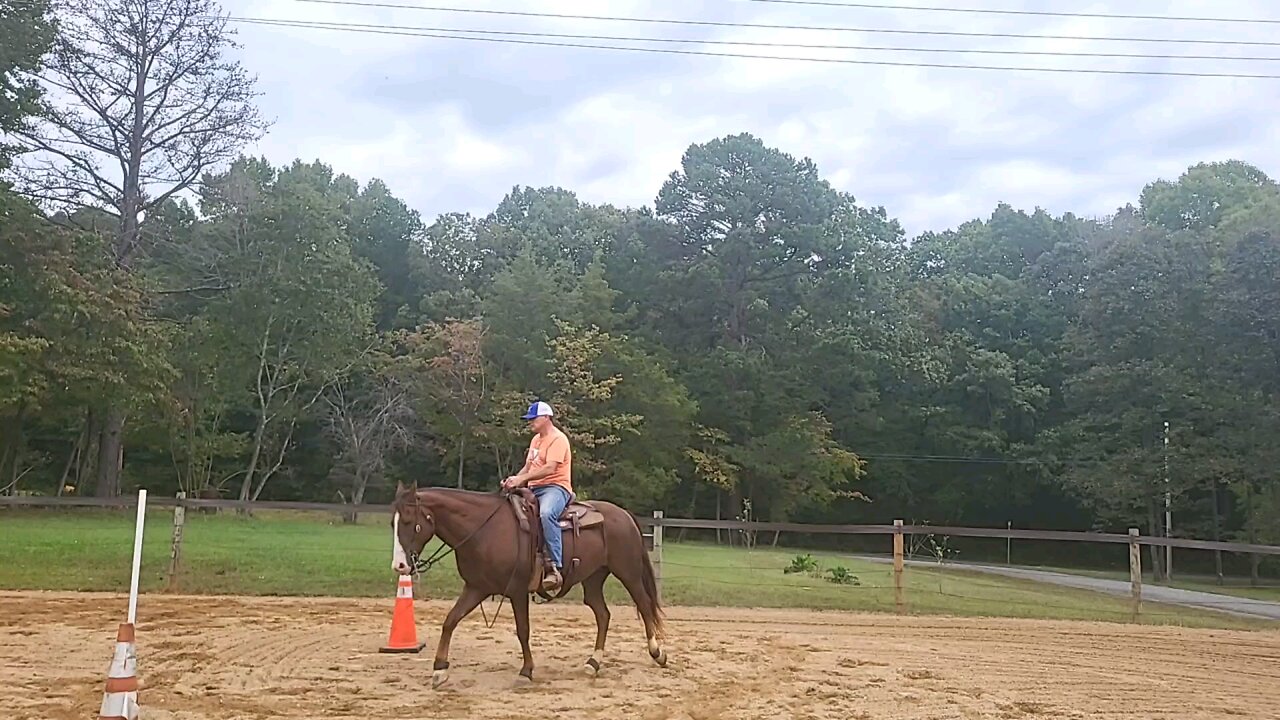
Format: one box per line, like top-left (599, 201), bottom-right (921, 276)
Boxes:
top-left (379, 642), bottom-right (427, 653)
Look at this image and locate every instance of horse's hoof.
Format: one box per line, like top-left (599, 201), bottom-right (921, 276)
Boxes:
top-left (431, 669), bottom-right (449, 689)
top-left (651, 648), bottom-right (667, 668)
top-left (584, 657), bottom-right (602, 677)
top-left (517, 668), bottom-right (533, 684)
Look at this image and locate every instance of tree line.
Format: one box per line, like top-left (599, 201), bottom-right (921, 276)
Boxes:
top-left (2, 1), bottom-right (1278, 578)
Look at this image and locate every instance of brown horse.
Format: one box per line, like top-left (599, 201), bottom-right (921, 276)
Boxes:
top-left (389, 481), bottom-right (667, 687)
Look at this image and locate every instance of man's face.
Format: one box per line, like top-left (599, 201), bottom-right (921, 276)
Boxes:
top-left (528, 415), bottom-right (549, 433)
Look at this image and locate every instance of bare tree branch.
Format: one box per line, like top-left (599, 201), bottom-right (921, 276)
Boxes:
top-left (10, 0), bottom-right (269, 269)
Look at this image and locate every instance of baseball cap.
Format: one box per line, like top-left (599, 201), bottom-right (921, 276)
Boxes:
top-left (521, 401), bottom-right (554, 420)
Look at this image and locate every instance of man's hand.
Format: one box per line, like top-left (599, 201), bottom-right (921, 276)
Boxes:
top-left (502, 475), bottom-right (525, 490)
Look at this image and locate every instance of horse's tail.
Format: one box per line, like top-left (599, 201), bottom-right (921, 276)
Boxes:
top-left (630, 512), bottom-right (666, 639)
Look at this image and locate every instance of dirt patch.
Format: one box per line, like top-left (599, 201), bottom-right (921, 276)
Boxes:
top-left (2, 590), bottom-right (1277, 719)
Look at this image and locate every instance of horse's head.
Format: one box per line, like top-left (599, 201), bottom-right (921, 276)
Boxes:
top-left (390, 481), bottom-right (435, 575)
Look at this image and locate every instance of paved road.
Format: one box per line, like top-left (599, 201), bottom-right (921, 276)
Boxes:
top-left (859, 556), bottom-right (1280, 621)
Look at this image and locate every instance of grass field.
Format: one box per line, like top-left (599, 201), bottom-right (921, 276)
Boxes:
top-left (0, 508), bottom-right (1272, 630)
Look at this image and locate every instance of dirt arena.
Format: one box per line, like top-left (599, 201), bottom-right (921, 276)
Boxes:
top-left (3, 590), bottom-right (1278, 719)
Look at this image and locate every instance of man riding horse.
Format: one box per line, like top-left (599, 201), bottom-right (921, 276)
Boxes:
top-left (389, 398), bottom-right (666, 684)
top-left (500, 400), bottom-right (572, 593)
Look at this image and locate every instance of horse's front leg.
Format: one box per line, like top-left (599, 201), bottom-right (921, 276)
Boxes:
top-left (511, 591), bottom-right (534, 681)
top-left (432, 585), bottom-right (488, 689)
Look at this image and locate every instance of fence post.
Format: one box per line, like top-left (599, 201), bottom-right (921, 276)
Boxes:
top-left (1128, 527), bottom-right (1142, 622)
top-left (652, 510), bottom-right (664, 603)
top-left (893, 519), bottom-right (905, 613)
top-left (166, 491), bottom-right (186, 591)
top-left (1006, 520), bottom-right (1012, 565)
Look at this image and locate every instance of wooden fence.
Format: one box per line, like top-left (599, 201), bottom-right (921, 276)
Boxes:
top-left (4, 494), bottom-right (1278, 620)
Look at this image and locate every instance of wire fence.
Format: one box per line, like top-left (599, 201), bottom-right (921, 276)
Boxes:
top-left (2, 495), bottom-right (1277, 626)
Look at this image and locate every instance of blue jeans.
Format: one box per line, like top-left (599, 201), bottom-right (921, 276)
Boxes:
top-left (533, 485), bottom-right (571, 570)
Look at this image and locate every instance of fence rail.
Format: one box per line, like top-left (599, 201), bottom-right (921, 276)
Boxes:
top-left (0, 495), bottom-right (390, 515)
top-left (5, 495), bottom-right (1277, 556)
top-left (5, 493), bottom-right (1279, 622)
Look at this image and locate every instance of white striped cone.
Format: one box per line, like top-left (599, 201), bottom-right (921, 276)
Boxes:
top-left (98, 622), bottom-right (140, 720)
top-left (380, 575), bottom-right (426, 653)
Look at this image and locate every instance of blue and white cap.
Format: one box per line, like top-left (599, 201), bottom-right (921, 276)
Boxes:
top-left (521, 401), bottom-right (554, 420)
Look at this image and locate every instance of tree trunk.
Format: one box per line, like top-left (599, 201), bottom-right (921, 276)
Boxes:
top-left (456, 434), bottom-right (466, 489)
top-left (239, 413), bottom-right (268, 513)
top-left (715, 491), bottom-right (722, 545)
top-left (1147, 501), bottom-right (1165, 582)
top-left (93, 62), bottom-right (147, 501)
top-left (677, 482), bottom-right (698, 543)
top-left (80, 408), bottom-right (100, 489)
top-left (345, 469), bottom-right (369, 525)
top-left (0, 413), bottom-right (14, 495)
top-left (8, 442), bottom-right (22, 495)
top-left (94, 407), bottom-right (126, 497)
top-left (58, 417), bottom-right (89, 494)
top-left (1, 402), bottom-right (30, 494)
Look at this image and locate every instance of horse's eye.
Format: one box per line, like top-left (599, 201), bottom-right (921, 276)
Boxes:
top-left (415, 524), bottom-right (422, 533)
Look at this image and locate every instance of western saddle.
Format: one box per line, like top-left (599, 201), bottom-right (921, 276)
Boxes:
top-left (506, 487), bottom-right (604, 598)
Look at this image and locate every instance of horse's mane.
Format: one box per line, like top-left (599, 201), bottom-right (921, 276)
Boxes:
top-left (394, 485), bottom-right (504, 507)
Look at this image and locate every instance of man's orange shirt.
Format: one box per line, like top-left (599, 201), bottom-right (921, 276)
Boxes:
top-left (526, 427), bottom-right (572, 493)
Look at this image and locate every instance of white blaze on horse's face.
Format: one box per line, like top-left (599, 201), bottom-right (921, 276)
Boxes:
top-left (392, 511), bottom-right (411, 575)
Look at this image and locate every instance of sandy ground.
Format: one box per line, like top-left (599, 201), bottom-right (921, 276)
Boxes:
top-left (2, 591), bottom-right (1278, 720)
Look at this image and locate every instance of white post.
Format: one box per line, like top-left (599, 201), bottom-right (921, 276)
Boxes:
top-left (128, 489), bottom-right (147, 625)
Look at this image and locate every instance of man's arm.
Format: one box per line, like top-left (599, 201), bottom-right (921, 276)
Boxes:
top-left (506, 461), bottom-right (560, 488)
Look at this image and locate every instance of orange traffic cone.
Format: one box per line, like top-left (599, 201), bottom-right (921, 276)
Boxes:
top-left (98, 622), bottom-right (140, 719)
top-left (380, 574), bottom-right (426, 653)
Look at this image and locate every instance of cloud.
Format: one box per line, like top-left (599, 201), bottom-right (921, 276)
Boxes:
top-left (222, 0), bottom-right (1280, 237)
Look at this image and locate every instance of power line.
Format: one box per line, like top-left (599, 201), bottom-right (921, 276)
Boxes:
top-left (291, 0), bottom-right (1280, 48)
top-left (224, 17), bottom-right (1280, 63)
top-left (741, 0), bottom-right (1280, 25)
top-left (231, 17), bottom-right (1280, 79)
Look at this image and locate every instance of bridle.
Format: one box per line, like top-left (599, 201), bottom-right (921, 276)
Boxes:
top-left (396, 488), bottom-right (526, 628)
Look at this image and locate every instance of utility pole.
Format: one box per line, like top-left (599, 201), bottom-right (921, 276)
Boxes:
top-left (1164, 420), bottom-right (1172, 581)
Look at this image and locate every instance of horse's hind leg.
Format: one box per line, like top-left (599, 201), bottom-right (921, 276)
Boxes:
top-left (611, 557), bottom-right (667, 668)
top-left (582, 569), bottom-right (611, 677)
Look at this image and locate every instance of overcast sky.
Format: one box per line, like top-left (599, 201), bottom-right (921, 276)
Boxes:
top-left (219, 0), bottom-right (1280, 238)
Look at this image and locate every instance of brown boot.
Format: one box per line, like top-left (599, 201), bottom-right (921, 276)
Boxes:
top-left (541, 567), bottom-right (563, 592)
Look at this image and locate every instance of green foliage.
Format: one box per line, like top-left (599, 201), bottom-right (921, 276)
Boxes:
top-left (824, 566), bottom-right (859, 585)
top-left (0, 0), bottom-right (54, 167)
top-left (781, 553), bottom-right (858, 585)
top-left (2, 123), bottom-right (1279, 582)
top-left (783, 553), bottom-right (819, 575)
top-left (0, 188), bottom-right (173, 492)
